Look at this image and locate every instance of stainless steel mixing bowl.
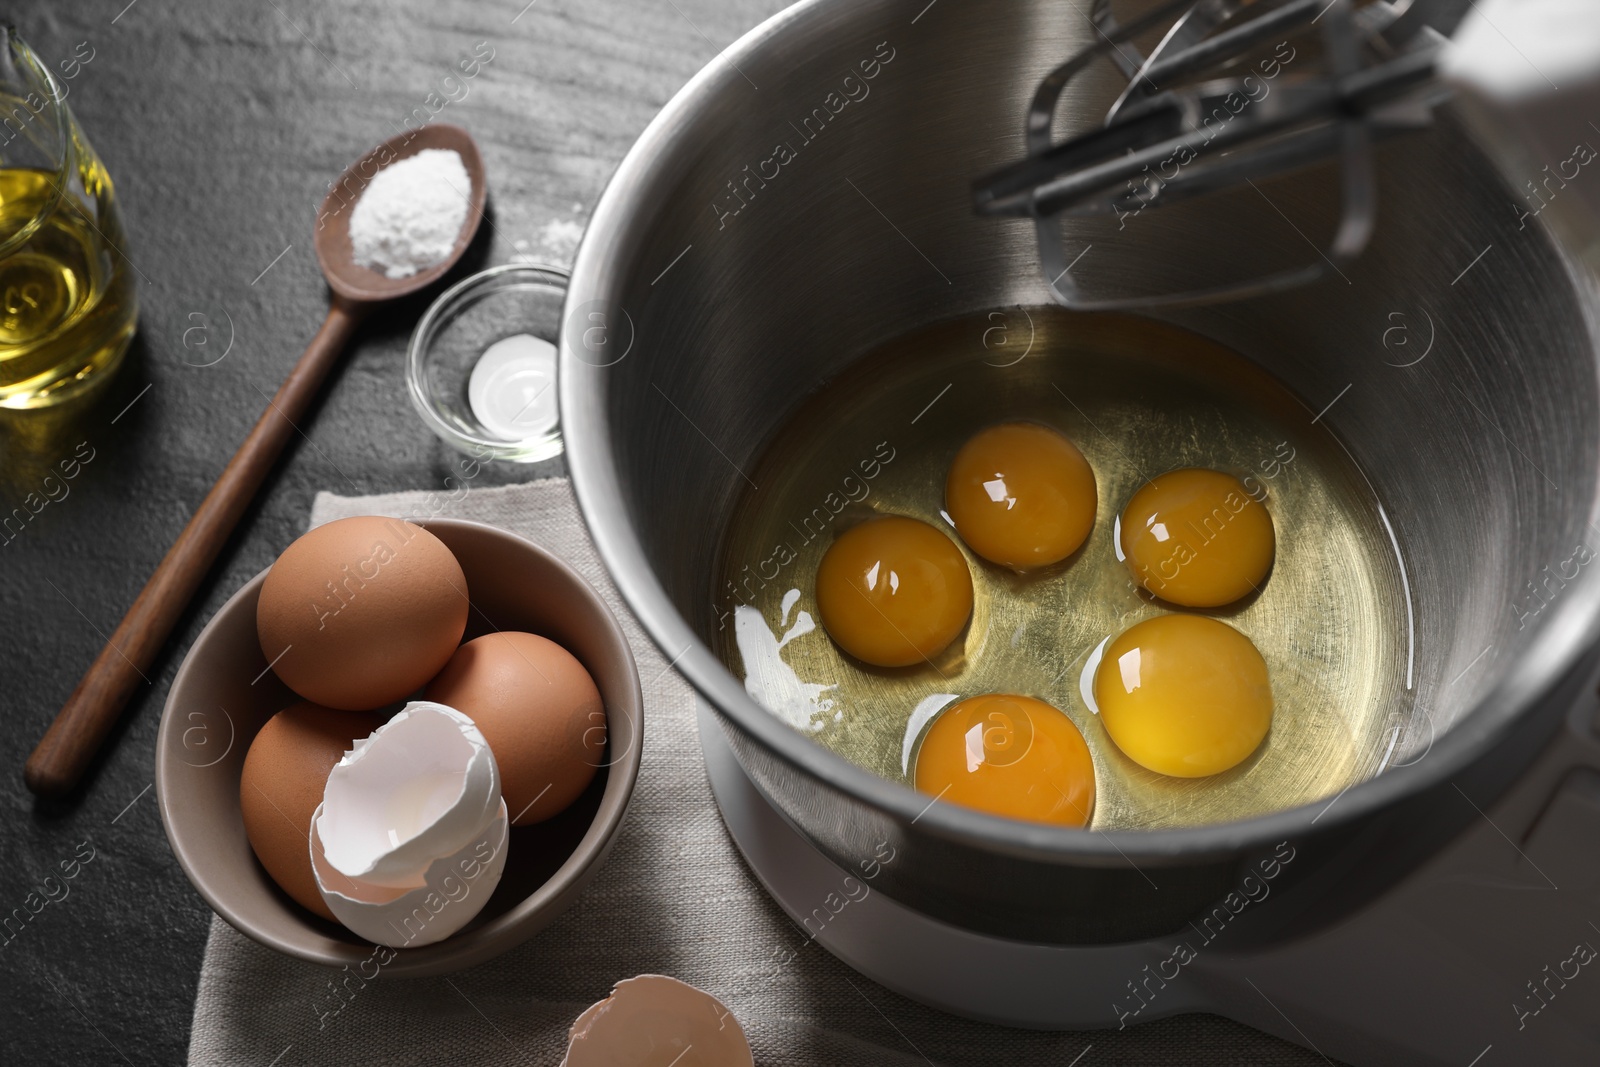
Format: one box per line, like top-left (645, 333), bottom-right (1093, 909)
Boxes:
top-left (562, 0), bottom-right (1600, 943)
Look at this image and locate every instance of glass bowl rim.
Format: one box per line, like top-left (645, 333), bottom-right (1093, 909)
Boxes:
top-left (405, 261), bottom-right (570, 460)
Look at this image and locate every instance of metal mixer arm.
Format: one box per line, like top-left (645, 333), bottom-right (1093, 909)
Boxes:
top-left (974, 0), bottom-right (1593, 310)
top-left (974, 52), bottom-right (1439, 220)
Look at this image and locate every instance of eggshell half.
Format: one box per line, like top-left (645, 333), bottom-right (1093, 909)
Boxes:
top-left (239, 701), bottom-right (386, 921)
top-left (257, 515), bottom-right (469, 710)
top-left (316, 701), bottom-right (500, 888)
top-left (425, 632), bottom-right (605, 825)
top-left (562, 975), bottom-right (753, 1067)
top-left (311, 798), bottom-right (508, 948)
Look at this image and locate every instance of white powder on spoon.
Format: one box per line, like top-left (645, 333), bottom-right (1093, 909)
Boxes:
top-left (348, 148), bottom-right (471, 279)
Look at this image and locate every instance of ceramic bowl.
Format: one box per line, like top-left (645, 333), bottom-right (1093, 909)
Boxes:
top-left (156, 518), bottom-right (641, 976)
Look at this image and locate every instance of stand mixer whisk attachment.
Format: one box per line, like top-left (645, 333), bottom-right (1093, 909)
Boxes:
top-left (973, 0), bottom-right (1473, 310)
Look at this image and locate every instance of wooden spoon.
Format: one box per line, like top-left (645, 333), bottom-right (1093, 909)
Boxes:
top-left (25, 123), bottom-right (487, 797)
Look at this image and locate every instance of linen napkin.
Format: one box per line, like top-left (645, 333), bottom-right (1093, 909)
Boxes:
top-left (185, 477), bottom-right (1316, 1065)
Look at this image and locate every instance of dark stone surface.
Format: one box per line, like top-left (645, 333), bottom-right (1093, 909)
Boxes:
top-left (0, 1), bottom-right (709, 1061)
top-left (0, 3), bottom-right (1332, 1064)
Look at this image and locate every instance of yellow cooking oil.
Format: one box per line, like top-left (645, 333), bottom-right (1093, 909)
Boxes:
top-left (713, 308), bottom-right (1412, 831)
top-left (0, 153), bottom-right (137, 408)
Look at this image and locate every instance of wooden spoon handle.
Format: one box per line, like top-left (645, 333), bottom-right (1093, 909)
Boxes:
top-left (25, 297), bottom-right (368, 798)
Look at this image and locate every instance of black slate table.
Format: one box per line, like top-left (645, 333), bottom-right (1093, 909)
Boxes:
top-left (0, 3), bottom-right (1329, 1063)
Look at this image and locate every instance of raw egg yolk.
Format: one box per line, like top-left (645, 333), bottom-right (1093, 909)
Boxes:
top-left (945, 422), bottom-right (1098, 569)
top-left (913, 694), bottom-right (1095, 826)
top-left (816, 516), bottom-right (974, 668)
top-left (1119, 467), bottom-right (1274, 607)
top-left (1094, 614), bottom-right (1273, 778)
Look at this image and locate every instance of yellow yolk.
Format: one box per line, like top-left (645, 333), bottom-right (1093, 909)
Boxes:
top-left (945, 422), bottom-right (1098, 569)
top-left (1094, 614), bottom-right (1273, 778)
top-left (815, 516), bottom-right (974, 668)
top-left (913, 694), bottom-right (1095, 826)
top-left (1119, 467), bottom-right (1275, 607)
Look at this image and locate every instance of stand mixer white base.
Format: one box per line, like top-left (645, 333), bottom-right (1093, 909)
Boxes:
top-left (698, 676), bottom-right (1600, 1065)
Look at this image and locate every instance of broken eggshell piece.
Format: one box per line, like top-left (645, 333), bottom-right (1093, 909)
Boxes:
top-left (562, 975), bottom-right (753, 1067)
top-left (310, 701), bottom-right (508, 947)
top-left (311, 795), bottom-right (508, 947)
top-left (317, 701), bottom-right (500, 888)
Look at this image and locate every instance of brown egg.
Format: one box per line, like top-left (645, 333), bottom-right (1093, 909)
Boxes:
top-left (425, 632), bottom-right (605, 825)
top-left (564, 975), bottom-right (752, 1066)
top-left (239, 701), bottom-right (384, 921)
top-left (257, 515), bottom-right (469, 710)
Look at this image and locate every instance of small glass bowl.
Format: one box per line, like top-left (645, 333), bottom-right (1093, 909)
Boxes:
top-left (407, 263), bottom-right (568, 463)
